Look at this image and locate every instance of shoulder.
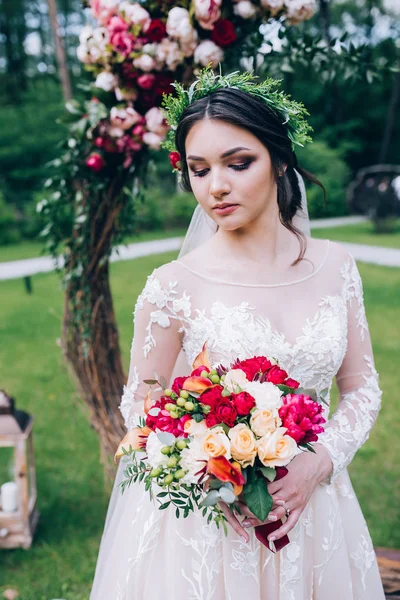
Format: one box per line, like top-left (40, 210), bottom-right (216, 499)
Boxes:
top-left (311, 237), bottom-right (357, 271)
top-left (135, 260), bottom-right (192, 314)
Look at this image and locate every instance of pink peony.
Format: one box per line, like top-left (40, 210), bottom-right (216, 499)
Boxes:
top-left (278, 394), bottom-right (326, 445)
top-left (133, 54), bottom-right (156, 72)
top-left (110, 106), bottom-right (142, 130)
top-left (142, 131), bottom-right (164, 150)
top-left (137, 73), bottom-right (156, 89)
top-left (90, 0), bottom-right (119, 25)
top-left (145, 107), bottom-right (169, 136)
top-left (110, 30), bottom-right (135, 56)
top-left (194, 0), bottom-right (222, 30)
top-left (107, 15), bottom-right (129, 35)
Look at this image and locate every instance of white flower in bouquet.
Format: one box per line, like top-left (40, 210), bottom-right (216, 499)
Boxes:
top-left (284, 0), bottom-right (316, 24)
top-left (121, 2), bottom-right (151, 30)
top-left (180, 436), bottom-right (208, 484)
top-left (95, 71), bottom-right (118, 91)
top-left (233, 0), bottom-right (259, 19)
top-left (145, 107), bottom-right (169, 136)
top-left (260, 0), bottom-right (285, 15)
top-left (110, 106), bottom-right (142, 130)
top-left (155, 38), bottom-right (184, 71)
top-left (244, 380), bottom-right (283, 411)
top-left (228, 423), bottom-right (257, 468)
top-left (194, 40), bottom-right (224, 68)
top-left (142, 131), bottom-right (164, 150)
top-left (184, 419), bottom-right (208, 436)
top-left (146, 432), bottom-right (170, 469)
top-left (90, 0), bottom-right (119, 25)
top-left (223, 368), bottom-right (248, 393)
top-left (250, 408), bottom-right (281, 437)
top-left (166, 7), bottom-right (194, 42)
top-left (194, 0), bottom-right (222, 31)
top-left (257, 427), bottom-right (297, 467)
top-left (201, 426), bottom-right (231, 460)
top-left (133, 54), bottom-right (156, 72)
top-left (77, 26), bottom-right (109, 64)
top-left (180, 29), bottom-right (199, 58)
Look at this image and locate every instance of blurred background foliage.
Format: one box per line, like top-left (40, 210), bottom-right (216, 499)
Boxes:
top-left (0, 0), bottom-right (399, 246)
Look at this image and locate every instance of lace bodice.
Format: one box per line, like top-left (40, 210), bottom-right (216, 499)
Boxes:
top-left (119, 238), bottom-right (382, 484)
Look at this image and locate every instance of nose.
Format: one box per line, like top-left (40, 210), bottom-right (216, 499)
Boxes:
top-left (209, 169), bottom-right (231, 198)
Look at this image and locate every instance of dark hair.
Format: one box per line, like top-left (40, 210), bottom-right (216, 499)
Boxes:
top-left (174, 88), bottom-right (325, 266)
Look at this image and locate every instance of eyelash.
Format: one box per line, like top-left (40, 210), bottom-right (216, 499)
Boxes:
top-left (192, 161), bottom-right (252, 178)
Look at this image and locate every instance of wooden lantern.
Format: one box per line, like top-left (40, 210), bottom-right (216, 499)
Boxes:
top-left (0, 390), bottom-right (39, 549)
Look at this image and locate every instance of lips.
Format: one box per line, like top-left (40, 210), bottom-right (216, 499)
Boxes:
top-left (212, 203), bottom-right (238, 210)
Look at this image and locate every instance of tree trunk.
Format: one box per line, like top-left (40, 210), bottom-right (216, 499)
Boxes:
top-left (47, 0), bottom-right (72, 102)
top-left (379, 71), bottom-right (400, 163)
top-left (61, 178), bottom-right (127, 479)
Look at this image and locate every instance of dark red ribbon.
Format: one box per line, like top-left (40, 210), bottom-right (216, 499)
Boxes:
top-left (254, 466), bottom-right (290, 553)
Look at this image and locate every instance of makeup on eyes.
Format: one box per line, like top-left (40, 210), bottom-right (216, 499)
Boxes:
top-left (188, 156), bottom-right (256, 177)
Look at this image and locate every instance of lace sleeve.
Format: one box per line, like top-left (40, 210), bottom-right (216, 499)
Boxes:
top-left (118, 267), bottom-right (191, 431)
top-left (316, 253), bottom-right (382, 484)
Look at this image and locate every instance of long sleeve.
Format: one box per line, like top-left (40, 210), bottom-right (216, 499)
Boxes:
top-left (118, 266), bottom-right (191, 431)
top-left (316, 253), bottom-right (382, 483)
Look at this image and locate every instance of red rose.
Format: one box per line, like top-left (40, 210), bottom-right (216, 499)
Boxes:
top-left (233, 356), bottom-right (273, 380)
top-left (232, 391), bottom-right (255, 416)
top-left (211, 19), bottom-right (237, 47)
top-left (214, 398), bottom-right (237, 427)
top-left (199, 385), bottom-right (224, 410)
top-left (144, 18), bottom-right (167, 42)
top-left (266, 365), bottom-right (288, 385)
top-left (205, 412), bottom-right (220, 427)
top-left (191, 364), bottom-right (210, 377)
top-left (285, 378), bottom-right (300, 389)
top-left (169, 151), bottom-right (181, 171)
top-left (278, 394), bottom-right (326, 445)
top-left (86, 153), bottom-right (105, 173)
top-left (172, 376), bottom-right (188, 396)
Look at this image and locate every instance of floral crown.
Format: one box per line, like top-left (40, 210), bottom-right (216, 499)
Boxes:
top-left (160, 64), bottom-right (313, 172)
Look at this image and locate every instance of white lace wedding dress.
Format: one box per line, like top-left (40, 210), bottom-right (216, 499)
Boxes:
top-left (90, 237), bottom-right (385, 600)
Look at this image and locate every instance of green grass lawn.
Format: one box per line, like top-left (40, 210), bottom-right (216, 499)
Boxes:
top-left (1, 218), bottom-right (399, 264)
top-left (0, 253), bottom-right (399, 599)
top-left (312, 218), bottom-right (400, 248)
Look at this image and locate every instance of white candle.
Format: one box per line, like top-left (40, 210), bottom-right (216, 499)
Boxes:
top-left (1, 481), bottom-right (18, 512)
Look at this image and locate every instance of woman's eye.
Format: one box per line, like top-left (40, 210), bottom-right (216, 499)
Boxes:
top-left (192, 161), bottom-right (252, 178)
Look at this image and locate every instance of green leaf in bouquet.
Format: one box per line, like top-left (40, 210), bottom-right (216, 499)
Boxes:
top-left (318, 387), bottom-right (330, 406)
top-left (258, 466), bottom-right (277, 482)
top-left (159, 502), bottom-right (171, 510)
top-left (143, 379), bottom-right (158, 385)
top-left (301, 442), bottom-right (316, 453)
top-left (299, 388), bottom-right (318, 402)
top-left (276, 384), bottom-right (293, 395)
top-left (200, 490), bottom-right (220, 507)
top-left (192, 412), bottom-right (204, 423)
top-left (209, 479), bottom-right (224, 490)
top-left (159, 375), bottom-right (168, 389)
top-left (219, 486), bottom-right (236, 504)
top-left (244, 475), bottom-right (273, 522)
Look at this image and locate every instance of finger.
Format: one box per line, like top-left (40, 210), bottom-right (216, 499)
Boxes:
top-left (235, 501), bottom-right (259, 519)
top-left (242, 517), bottom-right (259, 528)
top-left (219, 503), bottom-right (249, 543)
top-left (266, 505), bottom-right (286, 522)
top-left (267, 510), bottom-right (299, 543)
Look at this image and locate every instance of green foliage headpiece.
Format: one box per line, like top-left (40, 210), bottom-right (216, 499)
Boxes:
top-left (161, 64), bottom-right (313, 161)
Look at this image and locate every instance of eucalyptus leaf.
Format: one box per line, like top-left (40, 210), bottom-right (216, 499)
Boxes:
top-left (157, 432), bottom-right (176, 445)
top-left (258, 466), bottom-right (276, 482)
top-left (219, 486), bottom-right (236, 504)
top-left (200, 490), bottom-right (220, 507)
top-left (148, 407), bottom-right (161, 417)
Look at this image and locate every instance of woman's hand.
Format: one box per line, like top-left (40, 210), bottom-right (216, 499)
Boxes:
top-left (239, 445), bottom-right (333, 544)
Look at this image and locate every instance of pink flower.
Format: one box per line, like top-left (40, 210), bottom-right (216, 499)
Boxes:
top-left (194, 0), bottom-right (222, 30)
top-left (86, 153), bottom-right (105, 173)
top-left (90, 0), bottom-right (119, 25)
top-left (110, 30), bottom-right (135, 56)
top-left (142, 131), bottom-right (164, 150)
top-left (107, 15), bottom-right (129, 35)
top-left (145, 107), bottom-right (169, 136)
top-left (137, 73), bottom-right (156, 89)
top-left (110, 106), bottom-right (142, 130)
top-left (278, 394), bottom-right (326, 445)
top-left (193, 40), bottom-right (224, 68)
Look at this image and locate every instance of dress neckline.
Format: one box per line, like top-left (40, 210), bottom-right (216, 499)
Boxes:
top-left (173, 239), bottom-right (330, 288)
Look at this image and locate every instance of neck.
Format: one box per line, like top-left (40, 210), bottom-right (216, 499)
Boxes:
top-left (211, 203), bottom-right (297, 267)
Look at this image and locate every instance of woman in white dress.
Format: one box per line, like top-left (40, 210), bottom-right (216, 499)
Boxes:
top-left (90, 70), bottom-right (385, 599)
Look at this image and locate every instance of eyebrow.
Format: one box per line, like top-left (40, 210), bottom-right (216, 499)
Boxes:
top-left (187, 146), bottom-right (252, 161)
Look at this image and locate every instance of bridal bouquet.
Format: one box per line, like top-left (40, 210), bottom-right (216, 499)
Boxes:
top-left (116, 342), bottom-right (326, 550)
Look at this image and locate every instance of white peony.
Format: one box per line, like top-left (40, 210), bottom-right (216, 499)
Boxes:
top-left (233, 0), bottom-right (259, 18)
top-left (260, 0), bottom-right (285, 14)
top-left (155, 38), bottom-right (184, 71)
top-left (166, 7), bottom-right (194, 41)
top-left (110, 106), bottom-right (142, 130)
top-left (95, 71), bottom-right (118, 91)
top-left (121, 2), bottom-right (151, 29)
top-left (223, 368), bottom-right (248, 393)
top-left (244, 381), bottom-right (283, 411)
top-left (180, 28), bottom-right (199, 58)
top-left (143, 131), bottom-right (164, 150)
top-left (179, 436), bottom-right (208, 484)
top-left (284, 0), bottom-right (316, 24)
top-left (146, 432), bottom-right (169, 469)
top-left (194, 40), bottom-right (224, 68)
top-left (145, 107), bottom-right (169, 136)
top-left (194, 0), bottom-right (222, 30)
top-left (133, 54), bottom-right (156, 72)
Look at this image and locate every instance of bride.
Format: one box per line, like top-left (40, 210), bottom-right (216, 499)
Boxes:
top-left (90, 68), bottom-right (385, 599)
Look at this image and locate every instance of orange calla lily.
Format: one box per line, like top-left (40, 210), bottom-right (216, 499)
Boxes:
top-left (144, 389), bottom-right (152, 415)
top-left (206, 456), bottom-right (245, 486)
top-left (114, 426), bottom-right (151, 463)
top-left (231, 461), bottom-right (244, 496)
top-left (182, 376), bottom-right (214, 394)
top-left (192, 340), bottom-right (211, 371)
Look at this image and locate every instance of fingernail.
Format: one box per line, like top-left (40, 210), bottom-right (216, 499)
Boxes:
top-left (268, 515), bottom-right (278, 521)
top-left (243, 521), bottom-right (252, 528)
top-left (268, 536), bottom-right (276, 542)
top-left (241, 535), bottom-right (248, 543)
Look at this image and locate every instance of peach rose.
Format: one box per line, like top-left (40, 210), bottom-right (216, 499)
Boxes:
top-left (257, 427), bottom-right (297, 467)
top-left (228, 423), bottom-right (257, 468)
top-left (202, 426), bottom-right (231, 459)
top-left (250, 408), bottom-right (281, 437)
